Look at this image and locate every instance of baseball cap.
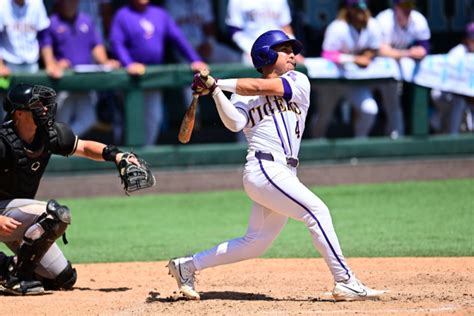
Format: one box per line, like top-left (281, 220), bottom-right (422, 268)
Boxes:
top-left (345, 0), bottom-right (368, 10)
top-left (467, 22), bottom-right (474, 40)
top-left (393, 0), bottom-right (416, 9)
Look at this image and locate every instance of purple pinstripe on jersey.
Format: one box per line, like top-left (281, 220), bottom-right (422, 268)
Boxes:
top-left (279, 109), bottom-right (293, 156)
top-left (271, 114), bottom-right (289, 156)
top-left (258, 159), bottom-right (351, 277)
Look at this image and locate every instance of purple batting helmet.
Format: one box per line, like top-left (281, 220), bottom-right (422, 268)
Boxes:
top-left (250, 30), bottom-right (303, 73)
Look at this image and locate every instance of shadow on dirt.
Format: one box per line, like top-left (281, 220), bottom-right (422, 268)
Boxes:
top-left (74, 287), bottom-right (131, 292)
top-left (146, 290), bottom-right (332, 303)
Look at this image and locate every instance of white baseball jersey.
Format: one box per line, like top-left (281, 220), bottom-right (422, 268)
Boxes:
top-left (0, 0), bottom-right (50, 64)
top-left (226, 0), bottom-right (292, 52)
top-left (376, 9), bottom-right (431, 49)
top-left (322, 18), bottom-right (381, 54)
top-left (230, 71), bottom-right (310, 161)
top-left (164, 0), bottom-right (214, 48)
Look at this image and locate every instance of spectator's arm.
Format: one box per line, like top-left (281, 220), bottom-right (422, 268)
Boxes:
top-left (0, 58), bottom-right (10, 77)
top-left (40, 46), bottom-right (64, 79)
top-left (109, 14), bottom-right (134, 67)
top-left (92, 45), bottom-right (120, 69)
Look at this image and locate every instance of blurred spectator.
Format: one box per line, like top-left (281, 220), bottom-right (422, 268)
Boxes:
top-left (164, 0), bottom-right (240, 135)
top-left (78, 0), bottom-right (114, 41)
top-left (376, 0), bottom-right (431, 138)
top-left (0, 0), bottom-right (50, 119)
top-left (40, 0), bottom-right (120, 137)
top-left (312, 0), bottom-right (381, 138)
top-left (430, 22), bottom-right (474, 135)
top-left (164, 0), bottom-right (240, 64)
top-left (225, 0), bottom-right (304, 64)
top-left (109, 0), bottom-right (207, 146)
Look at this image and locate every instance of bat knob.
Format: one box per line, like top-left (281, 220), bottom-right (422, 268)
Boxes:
top-left (199, 69), bottom-right (209, 79)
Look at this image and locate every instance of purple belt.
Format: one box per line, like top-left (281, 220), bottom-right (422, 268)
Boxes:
top-left (255, 151), bottom-right (299, 168)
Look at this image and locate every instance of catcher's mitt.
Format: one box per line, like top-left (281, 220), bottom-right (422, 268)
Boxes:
top-left (116, 153), bottom-right (156, 194)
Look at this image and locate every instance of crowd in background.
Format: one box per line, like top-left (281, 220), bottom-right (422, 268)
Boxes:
top-left (0, 0), bottom-right (473, 146)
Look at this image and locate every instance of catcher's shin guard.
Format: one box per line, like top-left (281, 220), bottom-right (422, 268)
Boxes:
top-left (15, 199), bottom-right (71, 279)
top-left (36, 261), bottom-right (77, 290)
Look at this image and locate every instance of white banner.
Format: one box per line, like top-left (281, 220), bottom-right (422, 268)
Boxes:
top-left (304, 55), bottom-right (474, 97)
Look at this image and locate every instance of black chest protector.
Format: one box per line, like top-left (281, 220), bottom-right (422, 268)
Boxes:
top-left (0, 125), bottom-right (59, 200)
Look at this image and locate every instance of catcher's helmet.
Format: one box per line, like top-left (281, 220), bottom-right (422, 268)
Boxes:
top-left (251, 30), bottom-right (303, 73)
top-left (3, 83), bottom-right (57, 127)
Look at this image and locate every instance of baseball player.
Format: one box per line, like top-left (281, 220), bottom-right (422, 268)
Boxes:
top-left (225, 0), bottom-right (303, 65)
top-left (312, 0), bottom-right (381, 138)
top-left (430, 22), bottom-right (474, 134)
top-left (0, 83), bottom-right (153, 295)
top-left (375, 0), bottom-right (431, 137)
top-left (168, 30), bottom-right (385, 302)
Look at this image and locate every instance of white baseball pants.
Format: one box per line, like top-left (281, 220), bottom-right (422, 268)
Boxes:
top-left (193, 159), bottom-right (352, 282)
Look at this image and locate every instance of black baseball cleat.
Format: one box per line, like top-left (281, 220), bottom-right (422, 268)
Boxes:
top-left (1, 276), bottom-right (45, 296)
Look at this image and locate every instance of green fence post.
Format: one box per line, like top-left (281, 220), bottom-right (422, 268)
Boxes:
top-left (411, 84), bottom-right (429, 137)
top-left (124, 88), bottom-right (145, 146)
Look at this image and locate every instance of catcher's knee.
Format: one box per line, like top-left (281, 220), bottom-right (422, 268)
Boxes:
top-left (38, 261), bottom-right (77, 290)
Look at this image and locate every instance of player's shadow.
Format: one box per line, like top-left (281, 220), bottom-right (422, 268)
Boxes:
top-left (146, 291), bottom-right (333, 303)
top-left (74, 286), bottom-right (131, 293)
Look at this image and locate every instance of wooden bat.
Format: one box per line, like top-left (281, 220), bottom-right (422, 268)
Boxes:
top-left (178, 69), bottom-right (210, 144)
top-left (178, 93), bottom-right (199, 144)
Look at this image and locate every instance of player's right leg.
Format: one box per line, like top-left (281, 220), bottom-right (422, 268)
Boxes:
top-left (168, 203), bottom-right (288, 300)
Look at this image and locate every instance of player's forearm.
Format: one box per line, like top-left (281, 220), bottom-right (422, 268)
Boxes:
top-left (379, 44), bottom-right (407, 59)
top-left (212, 89), bottom-right (247, 132)
top-left (219, 78), bottom-right (284, 96)
top-left (74, 139), bottom-right (107, 161)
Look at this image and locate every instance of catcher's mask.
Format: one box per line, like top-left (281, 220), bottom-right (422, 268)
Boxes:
top-left (3, 83), bottom-right (57, 128)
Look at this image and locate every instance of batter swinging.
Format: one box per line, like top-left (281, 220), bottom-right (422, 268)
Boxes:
top-left (168, 30), bottom-right (386, 302)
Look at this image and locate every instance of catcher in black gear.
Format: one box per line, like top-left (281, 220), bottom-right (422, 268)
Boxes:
top-left (0, 83), bottom-right (155, 295)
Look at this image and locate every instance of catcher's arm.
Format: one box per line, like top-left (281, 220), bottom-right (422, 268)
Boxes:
top-left (74, 140), bottom-right (155, 194)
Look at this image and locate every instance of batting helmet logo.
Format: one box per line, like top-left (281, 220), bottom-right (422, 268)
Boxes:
top-left (250, 30), bottom-right (303, 72)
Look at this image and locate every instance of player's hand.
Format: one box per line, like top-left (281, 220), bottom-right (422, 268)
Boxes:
top-left (408, 46), bottom-right (427, 60)
top-left (0, 215), bottom-right (21, 236)
top-left (354, 55), bottom-right (371, 68)
top-left (192, 70), bottom-right (217, 95)
top-left (116, 152), bottom-right (140, 166)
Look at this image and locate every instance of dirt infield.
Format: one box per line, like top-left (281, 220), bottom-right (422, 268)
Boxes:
top-left (6, 157), bottom-right (473, 315)
top-left (2, 258), bottom-right (473, 315)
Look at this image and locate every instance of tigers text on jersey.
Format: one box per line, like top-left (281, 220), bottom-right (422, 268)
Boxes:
top-left (230, 71), bottom-right (310, 161)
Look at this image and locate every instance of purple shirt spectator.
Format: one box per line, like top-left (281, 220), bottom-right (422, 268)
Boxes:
top-left (109, 4), bottom-right (201, 67)
top-left (40, 13), bottom-right (102, 66)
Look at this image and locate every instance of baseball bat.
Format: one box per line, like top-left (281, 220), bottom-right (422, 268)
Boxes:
top-left (178, 93), bottom-right (199, 144)
top-left (177, 69), bottom-right (210, 144)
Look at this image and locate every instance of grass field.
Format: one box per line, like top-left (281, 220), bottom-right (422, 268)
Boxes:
top-left (2, 179), bottom-right (472, 263)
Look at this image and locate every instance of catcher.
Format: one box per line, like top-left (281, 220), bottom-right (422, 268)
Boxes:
top-left (0, 83), bottom-right (155, 295)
